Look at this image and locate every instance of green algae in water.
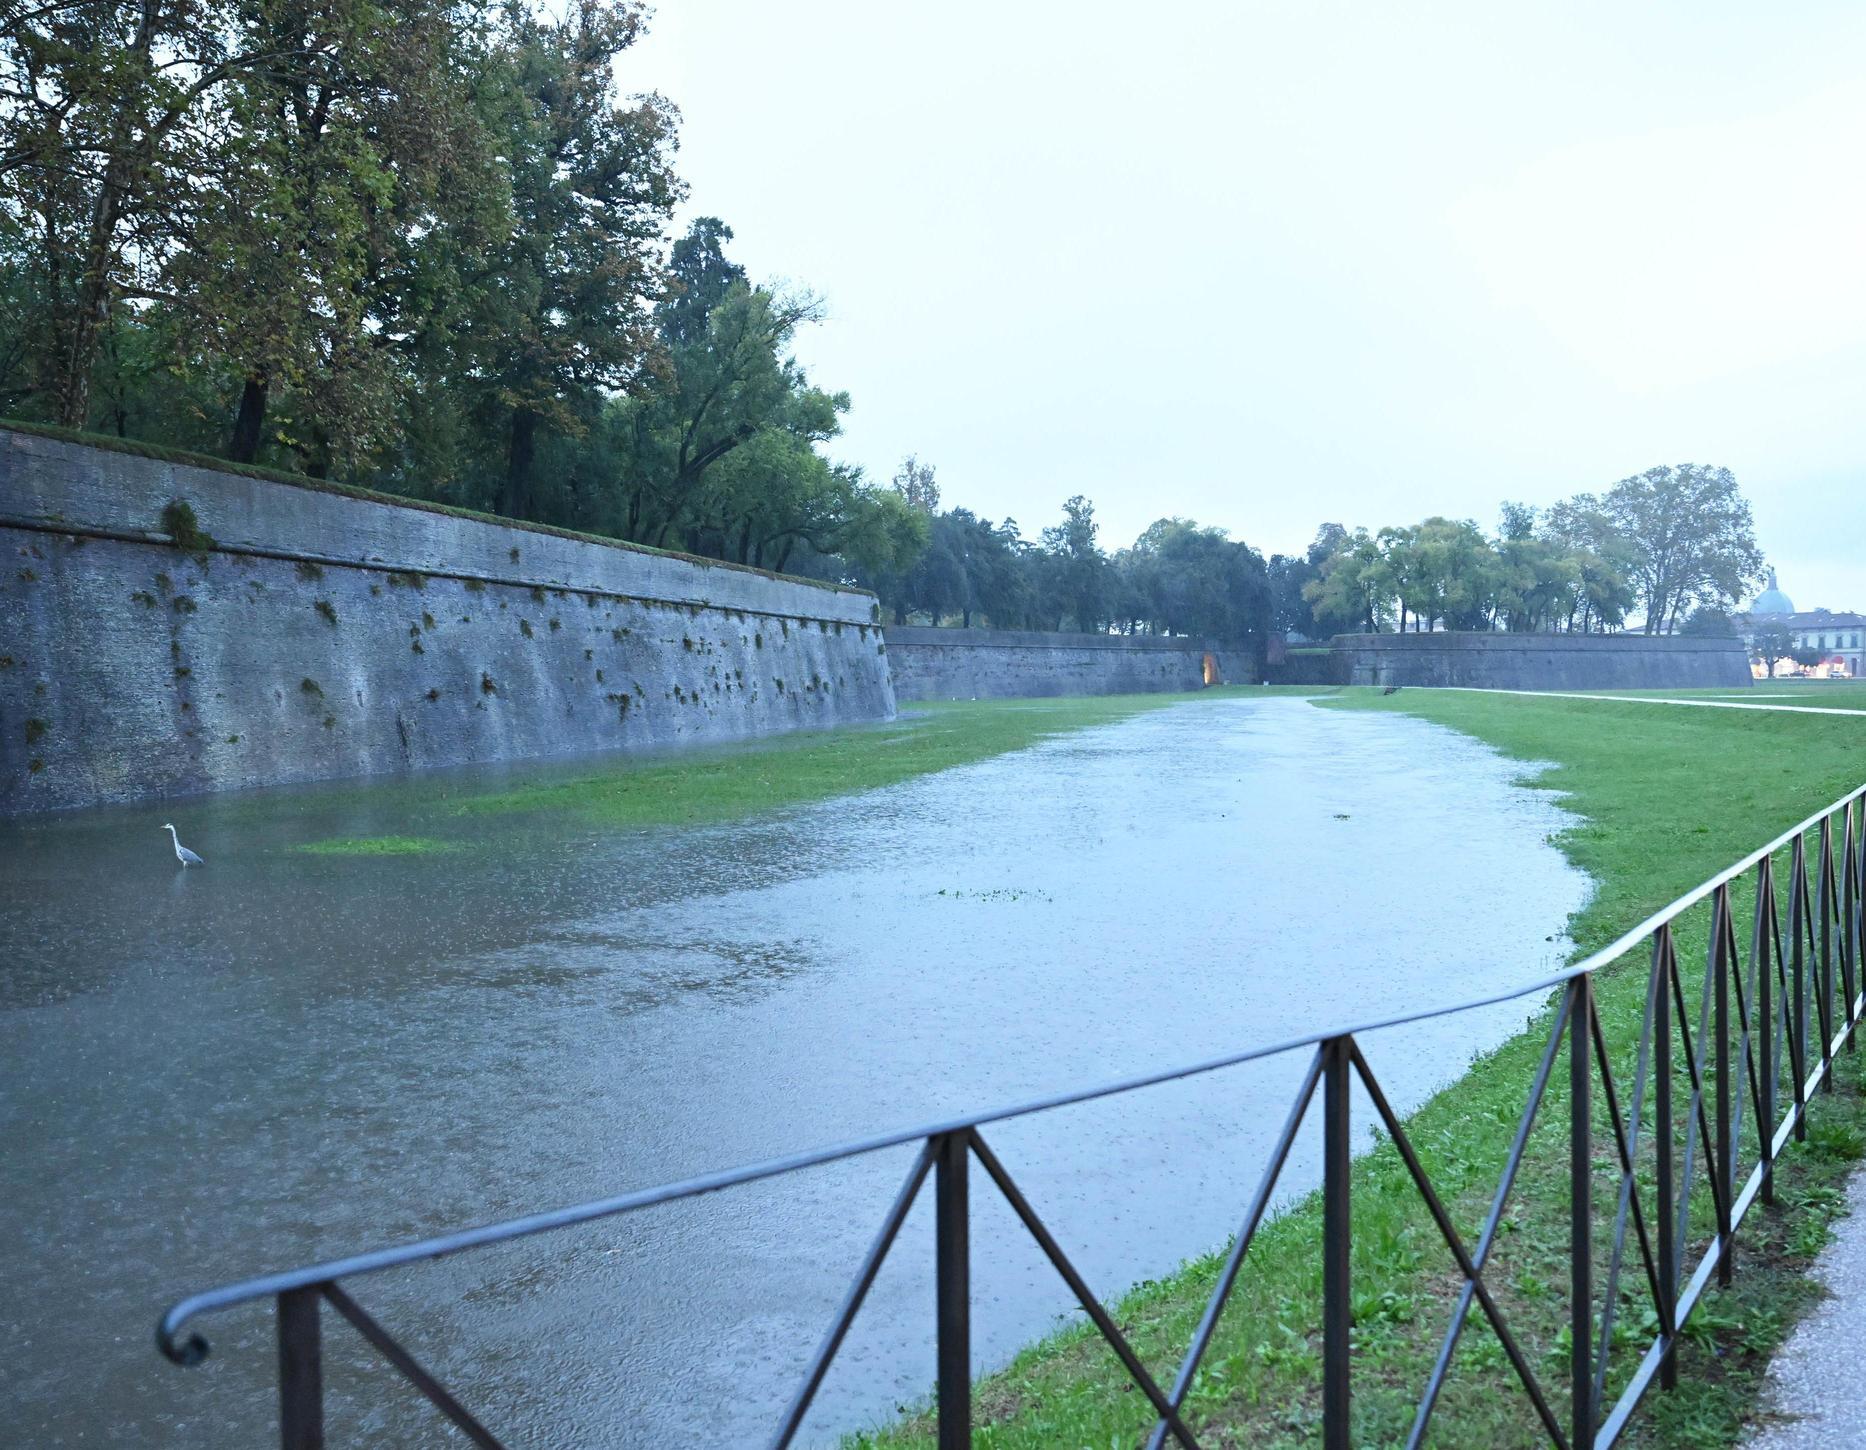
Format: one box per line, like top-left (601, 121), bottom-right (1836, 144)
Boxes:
top-left (292, 835), bottom-right (457, 857)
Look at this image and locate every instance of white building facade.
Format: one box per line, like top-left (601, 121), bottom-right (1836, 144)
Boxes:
top-left (1738, 571), bottom-right (1864, 678)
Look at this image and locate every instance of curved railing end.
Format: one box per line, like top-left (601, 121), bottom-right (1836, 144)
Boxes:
top-left (157, 1304), bottom-right (211, 1367)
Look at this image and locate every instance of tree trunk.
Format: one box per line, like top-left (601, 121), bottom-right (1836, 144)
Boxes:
top-left (57, 0), bottom-right (163, 428)
top-left (56, 180), bottom-right (125, 429)
top-left (500, 407), bottom-right (538, 518)
top-left (228, 375), bottom-right (269, 462)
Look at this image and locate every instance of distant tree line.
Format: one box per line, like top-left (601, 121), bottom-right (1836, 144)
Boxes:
top-left (1277, 465), bottom-right (1763, 639)
top-left (862, 468), bottom-right (1269, 639)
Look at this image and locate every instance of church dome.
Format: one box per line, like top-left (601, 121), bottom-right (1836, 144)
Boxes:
top-left (1751, 568), bottom-right (1794, 616)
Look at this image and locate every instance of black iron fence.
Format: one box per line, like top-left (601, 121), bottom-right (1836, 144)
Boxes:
top-left (158, 783), bottom-right (1866, 1448)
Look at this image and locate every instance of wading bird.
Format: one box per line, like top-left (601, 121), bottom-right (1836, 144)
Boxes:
top-left (162, 824), bottom-right (204, 867)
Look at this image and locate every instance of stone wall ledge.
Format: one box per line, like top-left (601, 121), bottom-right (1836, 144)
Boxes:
top-left (1, 428), bottom-right (878, 626)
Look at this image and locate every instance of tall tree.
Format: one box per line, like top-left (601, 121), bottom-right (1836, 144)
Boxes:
top-left (610, 261), bottom-right (832, 543)
top-left (658, 215), bottom-right (744, 348)
top-left (161, 0), bottom-right (500, 467)
top-left (1603, 464), bottom-right (1764, 634)
top-left (892, 454), bottom-right (940, 513)
top-left (1040, 494), bottom-right (1108, 634)
top-left (1304, 528), bottom-right (1391, 634)
top-left (475, 0), bottom-right (681, 518)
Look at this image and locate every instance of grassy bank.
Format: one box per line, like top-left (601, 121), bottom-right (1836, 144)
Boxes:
top-left (290, 690), bottom-right (1291, 852)
top-left (855, 687), bottom-right (1866, 1449)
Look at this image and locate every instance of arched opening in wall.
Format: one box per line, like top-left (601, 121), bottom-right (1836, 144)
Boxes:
top-left (1202, 652), bottom-right (1220, 686)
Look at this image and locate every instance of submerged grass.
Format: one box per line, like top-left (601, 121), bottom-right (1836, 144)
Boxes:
top-left (852, 686), bottom-right (1866, 1450)
top-left (448, 692), bottom-right (1260, 831)
top-left (291, 834), bottom-right (455, 856)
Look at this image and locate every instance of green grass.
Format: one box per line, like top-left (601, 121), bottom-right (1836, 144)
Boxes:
top-left (853, 686), bottom-right (1866, 1450)
top-left (290, 834), bottom-right (455, 856)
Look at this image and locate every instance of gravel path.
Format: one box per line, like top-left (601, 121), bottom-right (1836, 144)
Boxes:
top-left (1745, 1168), bottom-right (1866, 1446)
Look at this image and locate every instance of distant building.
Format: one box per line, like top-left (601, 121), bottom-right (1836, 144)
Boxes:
top-left (1736, 570), bottom-right (1863, 678)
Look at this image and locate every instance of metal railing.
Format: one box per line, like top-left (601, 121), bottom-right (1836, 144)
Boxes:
top-left (158, 783), bottom-right (1866, 1449)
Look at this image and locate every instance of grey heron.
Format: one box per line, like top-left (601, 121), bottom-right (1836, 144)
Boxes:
top-left (162, 823), bottom-right (204, 867)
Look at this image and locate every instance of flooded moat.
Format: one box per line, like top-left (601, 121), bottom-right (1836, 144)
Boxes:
top-left (0, 696), bottom-right (1589, 1446)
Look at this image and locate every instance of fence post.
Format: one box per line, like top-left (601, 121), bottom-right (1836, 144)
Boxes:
top-left (1653, 934), bottom-right (1677, 1391)
top-left (1322, 1034), bottom-right (1352, 1450)
top-left (1570, 976), bottom-right (1594, 1450)
top-left (277, 1287), bottom-right (323, 1450)
top-left (1713, 885), bottom-right (1734, 1287)
top-left (934, 1131), bottom-right (970, 1450)
top-left (1792, 835), bottom-right (1810, 1139)
top-left (1758, 862), bottom-right (1777, 1208)
top-left (1845, 805), bottom-right (1860, 1042)
top-left (1819, 818), bottom-right (1834, 1090)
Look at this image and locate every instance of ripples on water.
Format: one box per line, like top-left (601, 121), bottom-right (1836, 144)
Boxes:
top-left (0, 696), bottom-right (1588, 1446)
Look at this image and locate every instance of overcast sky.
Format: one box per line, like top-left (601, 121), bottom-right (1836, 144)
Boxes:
top-left (627, 1), bottom-right (1866, 612)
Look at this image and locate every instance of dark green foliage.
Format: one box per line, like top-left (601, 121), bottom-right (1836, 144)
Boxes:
top-left (299, 677), bottom-right (321, 696)
top-left (314, 599), bottom-right (337, 626)
top-left (24, 717), bottom-right (47, 743)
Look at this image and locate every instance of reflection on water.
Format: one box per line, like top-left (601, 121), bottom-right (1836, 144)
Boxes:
top-left (0, 697), bottom-right (1588, 1446)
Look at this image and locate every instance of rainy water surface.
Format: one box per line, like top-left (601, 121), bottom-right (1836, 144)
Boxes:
top-left (0, 696), bottom-right (1589, 1446)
